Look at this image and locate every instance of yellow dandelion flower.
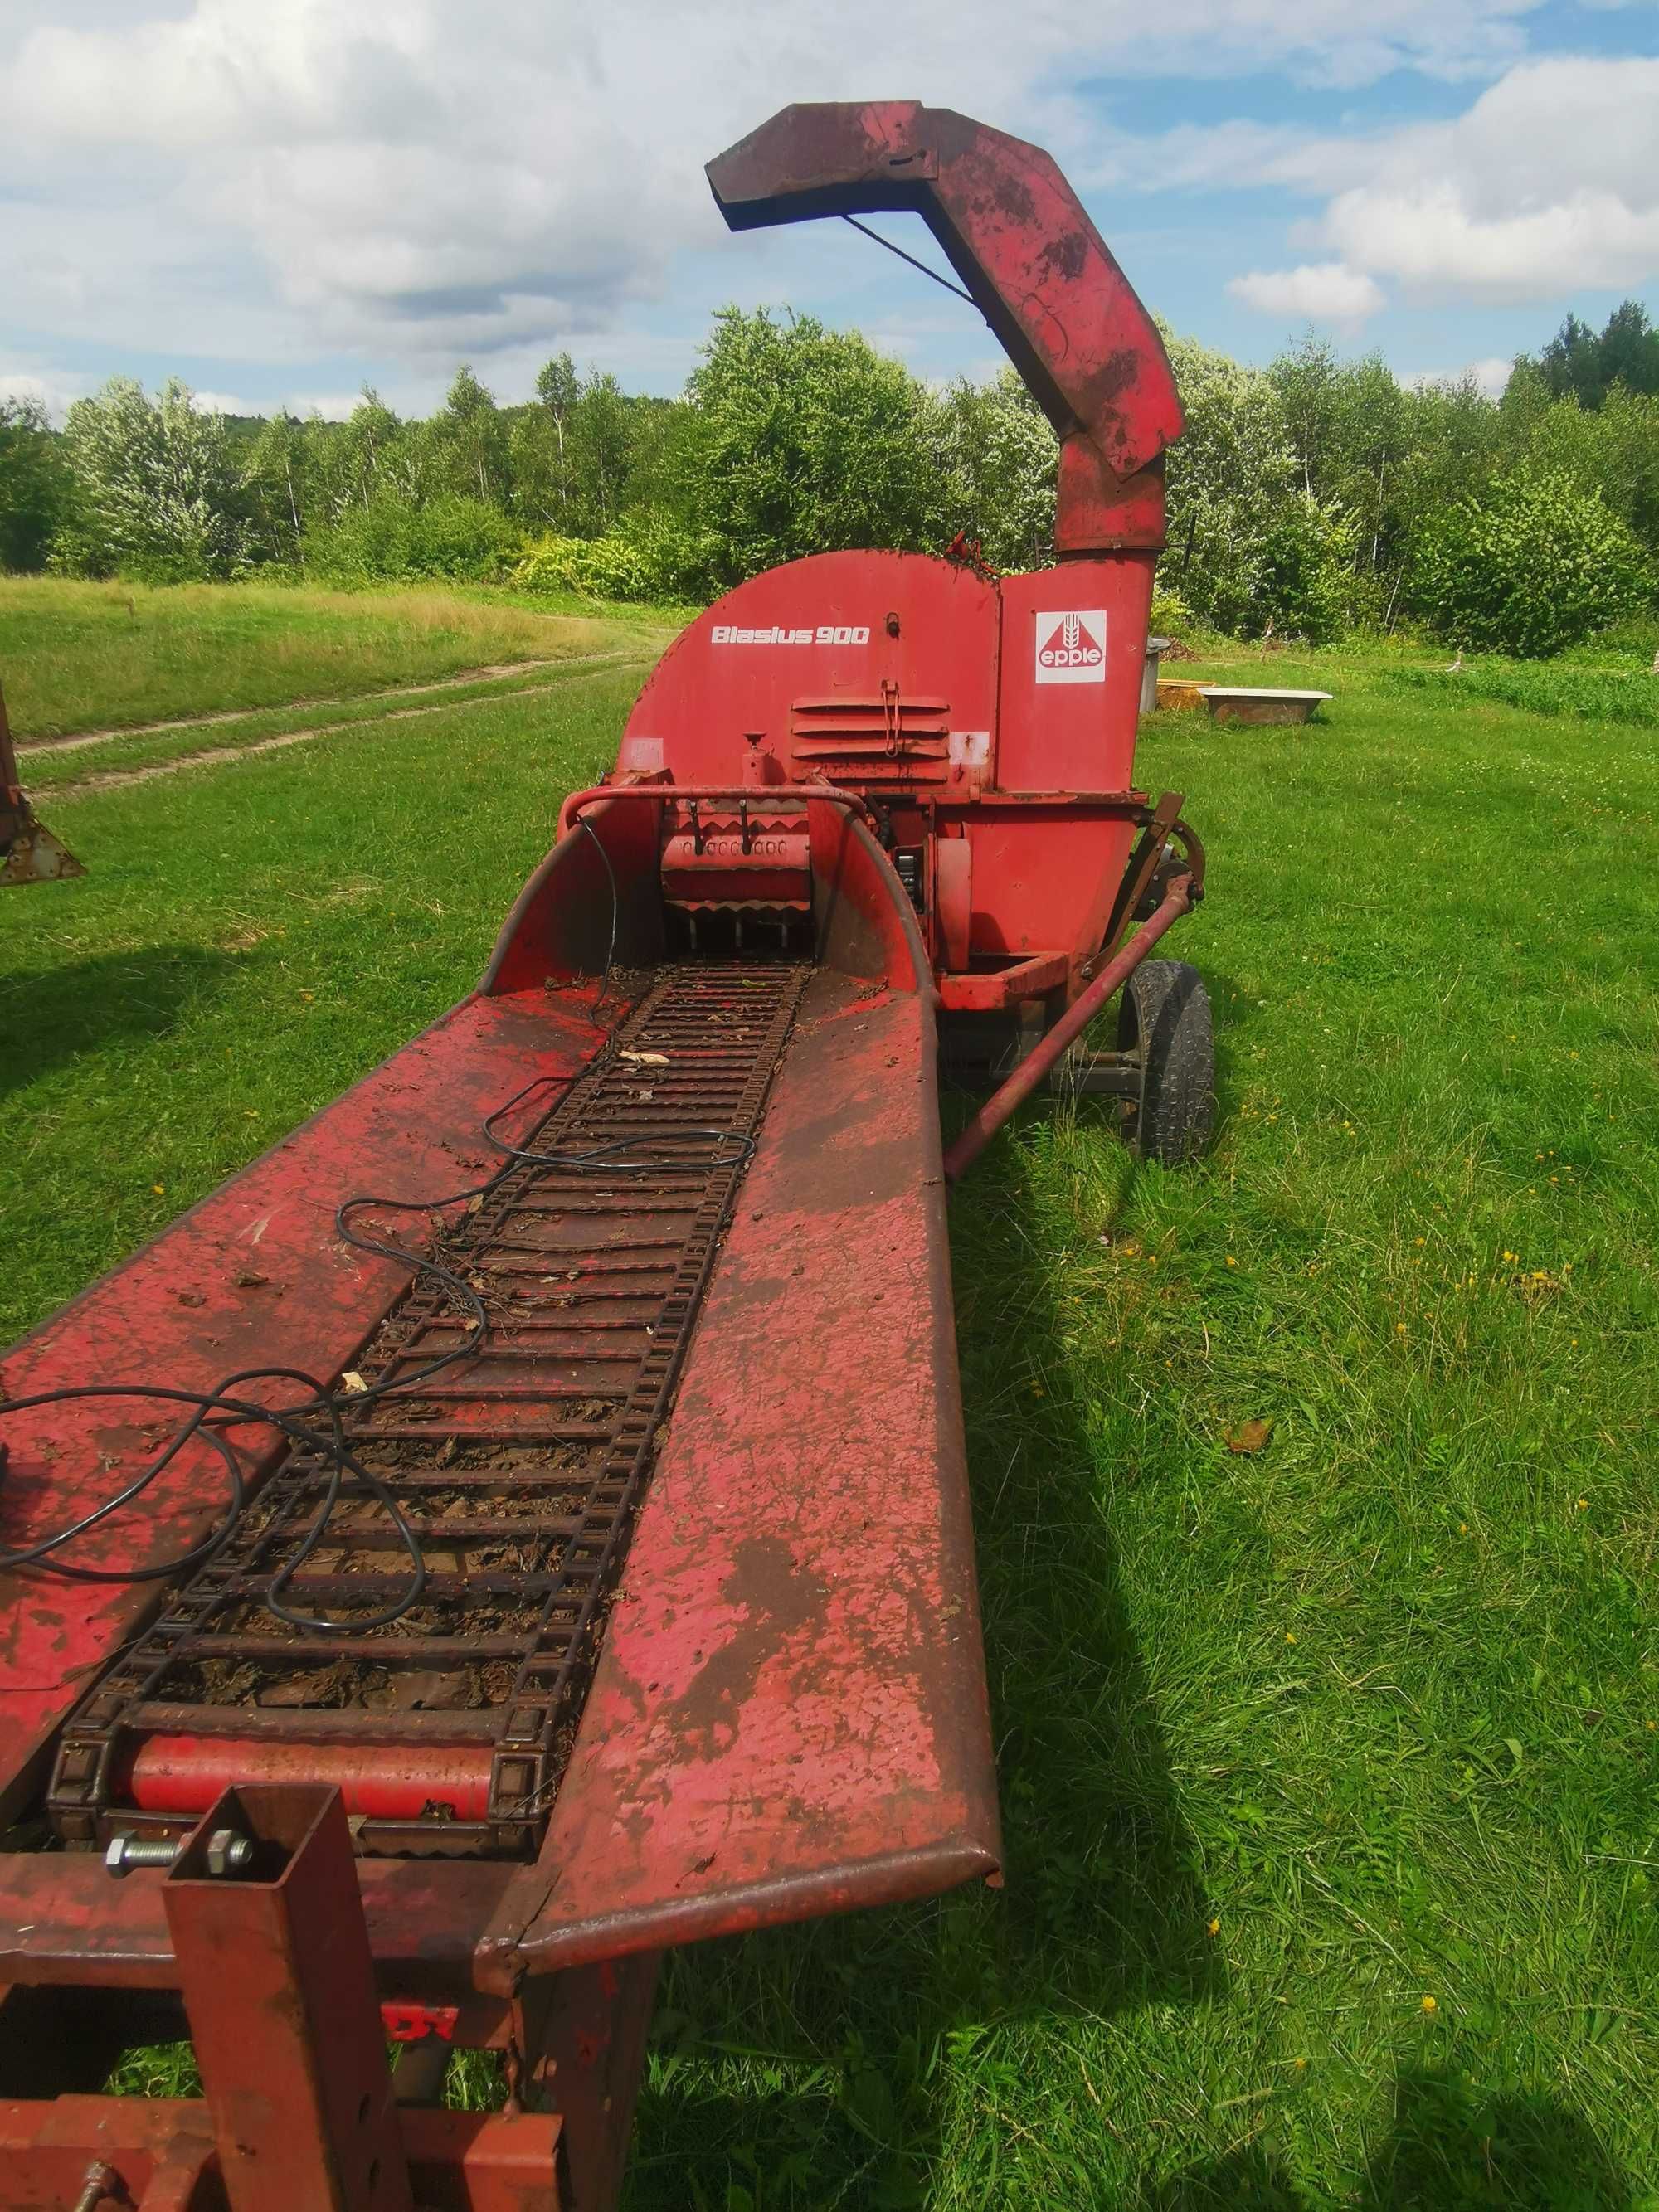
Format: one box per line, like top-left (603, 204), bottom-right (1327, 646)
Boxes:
top-left (1225, 1255), bottom-right (1238, 1268)
top-left (1206, 1917), bottom-right (1220, 1937)
top-left (1285, 1631), bottom-right (1297, 1645)
top-left (151, 1184), bottom-right (165, 1195)
top-left (1421, 1995), bottom-right (1438, 2016)
top-left (1576, 1497), bottom-right (1588, 1511)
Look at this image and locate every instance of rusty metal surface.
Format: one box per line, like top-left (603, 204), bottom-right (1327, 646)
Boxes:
top-left (943, 873), bottom-right (1194, 1181)
top-left (484, 973), bottom-right (1001, 1984)
top-left (0, 2095), bottom-right (223, 2211)
top-left (47, 967), bottom-right (808, 1859)
top-left (0, 680), bottom-right (84, 886)
top-left (0, 1849), bottom-right (516, 1995)
top-left (1101, 790), bottom-right (1185, 956)
top-left (0, 992), bottom-right (610, 1824)
top-left (0, 2095), bottom-right (564, 2212)
top-left (163, 1784), bottom-right (416, 2212)
top-left (524, 1955), bottom-right (659, 2212)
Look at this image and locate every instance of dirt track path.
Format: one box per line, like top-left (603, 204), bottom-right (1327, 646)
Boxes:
top-left (16, 654), bottom-right (605, 756)
top-left (49, 651), bottom-right (649, 800)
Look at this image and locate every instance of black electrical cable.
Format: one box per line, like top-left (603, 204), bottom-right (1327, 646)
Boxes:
top-left (0, 824), bottom-right (758, 1639)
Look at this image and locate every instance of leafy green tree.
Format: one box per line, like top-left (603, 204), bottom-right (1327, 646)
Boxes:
top-left (935, 369), bottom-right (1058, 571)
top-left (1270, 338), bottom-right (1412, 619)
top-left (308, 389), bottom-right (422, 524)
top-left (508, 360), bottom-right (643, 537)
top-left (305, 493), bottom-right (519, 586)
top-left (0, 397), bottom-right (67, 571)
top-left (1160, 328), bottom-right (1297, 632)
top-left (1528, 301), bottom-right (1659, 410)
top-left (56, 377), bottom-right (248, 581)
top-left (1408, 465), bottom-right (1651, 655)
top-left (682, 307), bottom-right (950, 586)
top-left (567, 371), bottom-right (632, 533)
top-left (241, 411), bottom-right (313, 566)
top-left (426, 365), bottom-right (508, 505)
top-left (508, 352), bottom-right (581, 529)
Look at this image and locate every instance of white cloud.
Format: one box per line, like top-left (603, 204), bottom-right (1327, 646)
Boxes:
top-left (0, 0), bottom-right (1558, 380)
top-left (0, 365), bottom-right (97, 421)
top-left (1227, 261), bottom-right (1387, 331)
top-left (1314, 56), bottom-right (1659, 301)
top-left (1402, 355), bottom-right (1514, 397)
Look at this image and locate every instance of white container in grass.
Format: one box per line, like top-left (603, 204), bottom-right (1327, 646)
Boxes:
top-left (1198, 687), bottom-right (1332, 726)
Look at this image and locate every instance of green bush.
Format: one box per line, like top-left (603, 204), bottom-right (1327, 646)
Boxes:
top-left (1253, 492), bottom-right (1356, 643)
top-left (1148, 584), bottom-right (1194, 634)
top-left (1408, 467), bottom-right (1651, 657)
top-left (306, 495), bottom-right (520, 585)
top-left (513, 513), bottom-right (714, 604)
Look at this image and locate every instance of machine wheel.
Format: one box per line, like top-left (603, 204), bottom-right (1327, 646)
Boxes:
top-left (1117, 960), bottom-right (1214, 1164)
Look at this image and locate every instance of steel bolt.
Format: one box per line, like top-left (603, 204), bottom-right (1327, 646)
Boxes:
top-left (105, 1827), bottom-right (253, 1879)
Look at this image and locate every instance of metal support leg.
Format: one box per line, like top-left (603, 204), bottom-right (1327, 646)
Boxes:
top-left (162, 1783), bottom-right (414, 2212)
top-left (522, 1955), bottom-right (660, 2212)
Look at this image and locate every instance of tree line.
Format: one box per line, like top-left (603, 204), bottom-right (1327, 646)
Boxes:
top-left (2, 299), bottom-right (1657, 659)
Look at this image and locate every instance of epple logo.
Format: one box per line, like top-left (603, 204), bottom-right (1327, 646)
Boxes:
top-left (1034, 608), bottom-right (1107, 685)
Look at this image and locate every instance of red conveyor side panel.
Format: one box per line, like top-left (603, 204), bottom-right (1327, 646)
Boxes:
top-left (484, 975), bottom-right (1001, 1982)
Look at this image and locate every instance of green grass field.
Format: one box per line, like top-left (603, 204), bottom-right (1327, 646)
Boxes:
top-left (0, 575), bottom-right (671, 739)
top-left (4, 590), bottom-right (1657, 2209)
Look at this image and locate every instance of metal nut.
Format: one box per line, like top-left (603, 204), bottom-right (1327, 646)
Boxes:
top-left (205, 1827), bottom-right (254, 1879)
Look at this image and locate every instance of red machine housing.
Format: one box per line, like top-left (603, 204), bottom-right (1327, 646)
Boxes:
top-left (588, 550), bottom-right (1155, 1010)
top-left (555, 100), bottom-right (1196, 1048)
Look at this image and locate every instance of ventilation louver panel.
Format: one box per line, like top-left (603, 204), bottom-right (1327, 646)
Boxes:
top-left (790, 693), bottom-right (951, 789)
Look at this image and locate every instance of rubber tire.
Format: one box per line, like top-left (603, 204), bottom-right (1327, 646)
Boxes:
top-left (1117, 959), bottom-right (1215, 1164)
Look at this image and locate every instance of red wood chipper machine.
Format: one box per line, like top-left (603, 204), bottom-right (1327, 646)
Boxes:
top-left (0, 103), bottom-right (1208, 2211)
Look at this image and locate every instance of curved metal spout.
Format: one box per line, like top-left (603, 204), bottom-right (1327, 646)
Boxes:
top-left (706, 100), bottom-right (1183, 550)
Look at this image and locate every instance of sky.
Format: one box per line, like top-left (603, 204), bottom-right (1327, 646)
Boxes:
top-left (1, 0), bottom-right (1656, 423)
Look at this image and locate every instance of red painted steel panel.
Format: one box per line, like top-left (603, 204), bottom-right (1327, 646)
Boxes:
top-left (0, 989), bottom-right (607, 1811)
top-left (484, 975), bottom-right (1000, 1983)
top-left (616, 550), bottom-right (998, 793)
top-left (0, 1850), bottom-right (517, 1994)
top-left (995, 562), bottom-right (1154, 797)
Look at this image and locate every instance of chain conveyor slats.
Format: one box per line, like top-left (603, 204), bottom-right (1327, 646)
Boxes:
top-left (47, 964), bottom-right (807, 1859)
